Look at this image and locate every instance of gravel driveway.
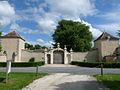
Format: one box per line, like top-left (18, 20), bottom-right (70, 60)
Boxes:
top-left (22, 73), bottom-right (109, 90)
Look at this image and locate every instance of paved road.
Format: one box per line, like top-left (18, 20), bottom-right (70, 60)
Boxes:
top-left (0, 64), bottom-right (120, 75)
top-left (22, 73), bottom-right (108, 90)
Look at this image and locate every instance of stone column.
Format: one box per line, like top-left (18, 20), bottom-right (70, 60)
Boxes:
top-left (51, 50), bottom-right (53, 64)
top-left (64, 45), bottom-right (68, 64)
top-left (44, 48), bottom-right (47, 64)
top-left (70, 48), bottom-right (73, 62)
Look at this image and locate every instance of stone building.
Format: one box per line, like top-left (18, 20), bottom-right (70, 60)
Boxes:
top-left (0, 31), bottom-right (25, 62)
top-left (0, 31), bottom-right (119, 63)
top-left (94, 32), bottom-right (119, 61)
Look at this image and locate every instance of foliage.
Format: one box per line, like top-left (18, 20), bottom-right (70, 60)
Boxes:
top-left (0, 72), bottom-right (48, 90)
top-left (34, 44), bottom-right (42, 49)
top-left (71, 61), bottom-right (120, 68)
top-left (0, 32), bottom-right (2, 36)
top-left (52, 19), bottom-right (93, 52)
top-left (25, 43), bottom-right (47, 50)
top-left (29, 57), bottom-right (35, 62)
top-left (96, 74), bottom-right (120, 90)
top-left (0, 61), bottom-right (45, 67)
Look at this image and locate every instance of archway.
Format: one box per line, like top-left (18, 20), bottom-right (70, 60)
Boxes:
top-left (53, 50), bottom-right (64, 64)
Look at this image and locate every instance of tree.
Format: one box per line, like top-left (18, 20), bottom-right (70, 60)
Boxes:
top-left (25, 43), bottom-right (30, 50)
top-left (0, 32), bottom-right (2, 36)
top-left (52, 19), bottom-right (93, 52)
top-left (25, 43), bottom-right (47, 50)
top-left (34, 44), bottom-right (42, 49)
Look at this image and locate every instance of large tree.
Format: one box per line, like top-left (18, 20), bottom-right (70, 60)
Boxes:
top-left (52, 19), bottom-right (93, 52)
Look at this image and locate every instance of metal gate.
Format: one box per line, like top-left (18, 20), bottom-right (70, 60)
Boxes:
top-left (47, 54), bottom-right (50, 64)
top-left (53, 50), bottom-right (64, 64)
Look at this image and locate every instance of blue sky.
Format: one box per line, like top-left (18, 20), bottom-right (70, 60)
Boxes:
top-left (0, 0), bottom-right (120, 47)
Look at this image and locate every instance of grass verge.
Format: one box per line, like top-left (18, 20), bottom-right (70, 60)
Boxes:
top-left (0, 72), bottom-right (48, 90)
top-left (96, 74), bottom-right (120, 90)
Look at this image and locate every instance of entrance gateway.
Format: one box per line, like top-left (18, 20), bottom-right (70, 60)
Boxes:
top-left (44, 43), bottom-right (73, 64)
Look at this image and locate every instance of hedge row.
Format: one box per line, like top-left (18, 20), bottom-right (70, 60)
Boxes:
top-left (0, 61), bottom-right (45, 67)
top-left (71, 61), bottom-right (120, 68)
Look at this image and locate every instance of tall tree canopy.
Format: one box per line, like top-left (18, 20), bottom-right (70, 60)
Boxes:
top-left (52, 19), bottom-right (93, 52)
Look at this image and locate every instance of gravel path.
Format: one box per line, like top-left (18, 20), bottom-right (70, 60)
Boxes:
top-left (22, 73), bottom-right (109, 90)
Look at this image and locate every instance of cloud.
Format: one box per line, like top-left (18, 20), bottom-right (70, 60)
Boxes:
top-left (17, 0), bottom-right (98, 35)
top-left (36, 0), bottom-right (97, 34)
top-left (10, 23), bottom-right (40, 34)
top-left (48, 0), bottom-right (96, 16)
top-left (81, 20), bottom-right (102, 39)
top-left (36, 39), bottom-right (54, 47)
top-left (96, 23), bottom-right (120, 36)
top-left (98, 6), bottom-right (120, 23)
top-left (0, 1), bottom-right (15, 27)
top-left (92, 3), bottom-right (120, 37)
top-left (28, 38), bottom-right (54, 47)
top-left (103, 11), bottom-right (120, 22)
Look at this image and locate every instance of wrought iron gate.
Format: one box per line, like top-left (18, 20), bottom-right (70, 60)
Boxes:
top-left (53, 50), bottom-right (64, 64)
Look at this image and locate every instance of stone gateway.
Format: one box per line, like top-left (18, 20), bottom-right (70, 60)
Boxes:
top-left (44, 43), bottom-right (72, 64)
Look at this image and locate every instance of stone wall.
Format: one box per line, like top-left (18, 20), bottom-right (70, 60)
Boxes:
top-left (0, 38), bottom-right (18, 61)
top-left (101, 40), bottom-right (119, 60)
top-left (0, 55), bottom-right (6, 62)
top-left (94, 39), bottom-right (119, 60)
top-left (21, 50), bottom-right (44, 62)
top-left (72, 50), bottom-right (98, 62)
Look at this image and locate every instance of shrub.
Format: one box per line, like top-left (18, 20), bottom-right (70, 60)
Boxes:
top-left (0, 61), bottom-right (45, 67)
top-left (71, 61), bottom-right (120, 68)
top-left (29, 57), bottom-right (35, 62)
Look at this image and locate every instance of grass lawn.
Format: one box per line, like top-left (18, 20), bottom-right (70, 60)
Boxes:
top-left (0, 72), bottom-right (48, 90)
top-left (96, 74), bottom-right (120, 90)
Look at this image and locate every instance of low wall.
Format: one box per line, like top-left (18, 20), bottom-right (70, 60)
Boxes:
top-left (72, 50), bottom-right (98, 62)
top-left (21, 50), bottom-right (44, 62)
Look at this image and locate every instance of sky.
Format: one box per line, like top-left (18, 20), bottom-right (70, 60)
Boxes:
top-left (0, 0), bottom-right (120, 47)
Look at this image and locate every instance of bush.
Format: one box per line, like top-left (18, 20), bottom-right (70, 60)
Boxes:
top-left (0, 61), bottom-right (45, 67)
top-left (29, 57), bottom-right (35, 62)
top-left (71, 61), bottom-right (120, 68)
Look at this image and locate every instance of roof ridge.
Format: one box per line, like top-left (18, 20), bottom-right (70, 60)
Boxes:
top-left (94, 32), bottom-right (119, 42)
top-left (2, 31), bottom-right (25, 41)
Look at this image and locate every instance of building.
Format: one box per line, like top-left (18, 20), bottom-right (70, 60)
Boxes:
top-left (94, 32), bottom-right (119, 61)
top-left (0, 31), bottom-right (25, 62)
top-left (0, 31), bottom-right (119, 63)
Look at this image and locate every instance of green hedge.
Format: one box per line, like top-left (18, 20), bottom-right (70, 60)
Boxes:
top-left (0, 61), bottom-right (45, 67)
top-left (71, 61), bottom-right (120, 68)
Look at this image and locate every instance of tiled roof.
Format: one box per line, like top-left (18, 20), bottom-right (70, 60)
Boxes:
top-left (94, 32), bottom-right (119, 42)
top-left (1, 31), bottom-right (25, 41)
